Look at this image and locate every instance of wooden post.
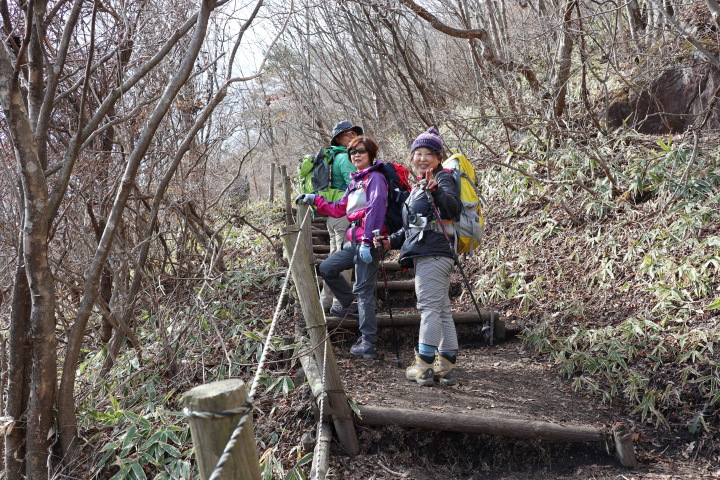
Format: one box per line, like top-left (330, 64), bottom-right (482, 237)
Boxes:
top-left (298, 337), bottom-right (330, 422)
top-left (269, 163), bottom-right (275, 202)
top-left (280, 165), bottom-right (292, 226)
top-left (311, 421), bottom-right (332, 480)
top-left (281, 219), bottom-right (359, 455)
top-left (297, 203), bottom-right (314, 260)
top-left (612, 423), bottom-right (638, 468)
top-left (182, 379), bottom-right (261, 480)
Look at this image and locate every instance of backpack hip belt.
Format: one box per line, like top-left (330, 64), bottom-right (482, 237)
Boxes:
top-left (408, 216), bottom-right (455, 240)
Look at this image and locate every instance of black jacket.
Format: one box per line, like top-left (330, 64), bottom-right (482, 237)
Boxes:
top-left (388, 169), bottom-right (461, 268)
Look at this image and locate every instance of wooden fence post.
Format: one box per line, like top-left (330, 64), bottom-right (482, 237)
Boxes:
top-left (269, 162), bottom-right (275, 202)
top-left (280, 165), bottom-right (292, 226)
top-left (281, 210), bottom-right (359, 455)
top-left (182, 379), bottom-right (261, 480)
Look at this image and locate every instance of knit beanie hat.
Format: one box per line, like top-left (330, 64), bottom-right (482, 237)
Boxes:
top-left (411, 127), bottom-right (444, 153)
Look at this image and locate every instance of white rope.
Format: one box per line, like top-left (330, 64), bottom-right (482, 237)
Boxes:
top-left (183, 405), bottom-right (249, 419)
top-left (248, 209), bottom-right (310, 402)
top-left (312, 327), bottom-right (331, 480)
top-left (204, 208), bottom-right (312, 480)
top-left (311, 228), bottom-right (331, 480)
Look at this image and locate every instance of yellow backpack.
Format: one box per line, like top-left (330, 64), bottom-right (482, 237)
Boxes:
top-left (442, 153), bottom-right (485, 253)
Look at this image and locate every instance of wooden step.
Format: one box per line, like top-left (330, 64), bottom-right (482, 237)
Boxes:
top-left (327, 311), bottom-right (507, 339)
top-left (354, 406), bottom-right (637, 467)
top-left (378, 280), bottom-right (414, 291)
top-left (313, 258), bottom-right (408, 272)
top-left (315, 279), bottom-right (416, 292)
top-left (327, 311), bottom-right (500, 327)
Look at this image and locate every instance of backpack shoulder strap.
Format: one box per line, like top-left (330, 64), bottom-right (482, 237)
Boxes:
top-left (457, 170), bottom-right (487, 205)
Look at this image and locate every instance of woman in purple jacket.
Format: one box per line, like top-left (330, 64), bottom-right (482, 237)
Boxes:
top-left (295, 136), bottom-right (387, 358)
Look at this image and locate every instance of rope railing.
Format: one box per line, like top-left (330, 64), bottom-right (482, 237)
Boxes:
top-left (185, 207), bottom-right (313, 480)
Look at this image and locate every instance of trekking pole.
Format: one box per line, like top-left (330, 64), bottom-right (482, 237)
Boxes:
top-left (372, 229), bottom-right (403, 367)
top-left (423, 186), bottom-right (494, 346)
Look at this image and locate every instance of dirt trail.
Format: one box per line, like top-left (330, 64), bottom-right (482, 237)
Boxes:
top-left (307, 219), bottom-right (716, 479)
top-left (325, 326), bottom-right (718, 479)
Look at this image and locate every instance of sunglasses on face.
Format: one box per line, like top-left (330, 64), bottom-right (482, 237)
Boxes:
top-left (349, 148), bottom-right (368, 156)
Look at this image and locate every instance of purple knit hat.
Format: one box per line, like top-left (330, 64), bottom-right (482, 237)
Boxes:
top-left (411, 127), bottom-right (444, 153)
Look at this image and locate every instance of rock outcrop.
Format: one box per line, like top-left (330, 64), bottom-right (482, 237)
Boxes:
top-left (606, 62), bottom-right (720, 134)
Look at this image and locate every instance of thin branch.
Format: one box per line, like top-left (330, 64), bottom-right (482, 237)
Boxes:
top-left (708, 0), bottom-right (720, 28)
top-left (232, 214), bottom-right (281, 256)
top-left (648, 0), bottom-right (720, 68)
top-left (665, 130), bottom-right (700, 209)
top-left (208, 138), bottom-right (260, 209)
top-left (476, 153), bottom-right (600, 197)
top-left (397, 0), bottom-right (540, 91)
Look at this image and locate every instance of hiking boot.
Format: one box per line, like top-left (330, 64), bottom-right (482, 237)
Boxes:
top-left (349, 337), bottom-right (377, 359)
top-left (405, 352), bottom-right (434, 386)
top-left (433, 353), bottom-right (457, 386)
top-left (329, 303), bottom-right (359, 318)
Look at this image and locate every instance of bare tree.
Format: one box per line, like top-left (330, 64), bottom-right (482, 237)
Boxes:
top-left (0, 0), bottom-right (293, 476)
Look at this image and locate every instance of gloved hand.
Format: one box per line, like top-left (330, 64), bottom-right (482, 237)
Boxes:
top-left (295, 193), bottom-right (316, 205)
top-left (358, 244), bottom-right (373, 264)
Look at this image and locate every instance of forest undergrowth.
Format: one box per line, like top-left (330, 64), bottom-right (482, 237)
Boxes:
top-left (76, 130), bottom-right (719, 479)
top-left (475, 130), bottom-right (720, 464)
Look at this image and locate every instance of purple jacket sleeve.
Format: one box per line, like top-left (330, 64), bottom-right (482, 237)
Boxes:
top-left (314, 190), bottom-right (348, 218)
top-left (361, 171), bottom-right (387, 245)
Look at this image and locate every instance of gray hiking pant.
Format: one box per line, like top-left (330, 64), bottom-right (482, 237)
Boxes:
top-left (415, 255), bottom-right (458, 352)
top-left (319, 242), bottom-right (379, 344)
top-left (320, 215), bottom-right (352, 309)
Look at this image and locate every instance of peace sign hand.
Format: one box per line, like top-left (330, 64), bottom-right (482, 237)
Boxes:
top-left (424, 169), bottom-right (438, 192)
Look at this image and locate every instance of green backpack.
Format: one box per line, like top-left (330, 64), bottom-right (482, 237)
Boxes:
top-left (297, 147), bottom-right (345, 201)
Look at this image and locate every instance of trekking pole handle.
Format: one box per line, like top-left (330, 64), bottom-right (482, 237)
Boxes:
top-left (372, 229), bottom-right (387, 252)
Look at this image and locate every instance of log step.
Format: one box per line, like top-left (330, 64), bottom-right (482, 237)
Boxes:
top-left (354, 406), bottom-right (637, 468)
top-left (327, 311), bottom-right (506, 339)
top-left (356, 405), bottom-right (603, 442)
top-left (311, 229), bottom-right (329, 237)
top-left (379, 280), bottom-right (414, 291)
top-left (314, 258), bottom-right (407, 272)
top-left (316, 279), bottom-right (416, 292)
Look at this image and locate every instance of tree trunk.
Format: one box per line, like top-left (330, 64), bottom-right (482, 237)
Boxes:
top-left (553, 0), bottom-right (576, 119)
top-left (56, 0), bottom-right (215, 461)
top-left (5, 256), bottom-right (32, 479)
top-left (1, 40), bottom-right (58, 479)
